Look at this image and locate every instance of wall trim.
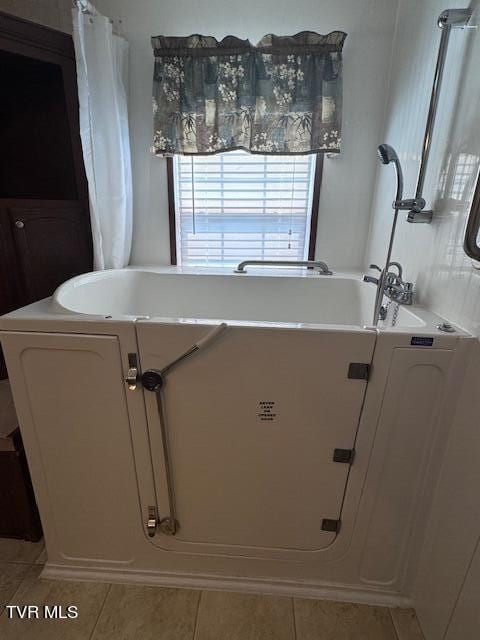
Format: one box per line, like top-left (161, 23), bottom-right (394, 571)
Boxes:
top-left (0, 10), bottom-right (73, 58)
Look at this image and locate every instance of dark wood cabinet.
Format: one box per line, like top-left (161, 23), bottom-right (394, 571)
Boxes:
top-left (0, 215), bottom-right (20, 313)
top-left (5, 202), bottom-right (92, 303)
top-left (0, 12), bottom-right (93, 378)
top-left (0, 430), bottom-right (43, 541)
top-left (0, 380), bottom-right (42, 541)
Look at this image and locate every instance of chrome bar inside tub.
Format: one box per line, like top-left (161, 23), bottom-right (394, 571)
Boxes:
top-left (234, 259), bottom-right (332, 275)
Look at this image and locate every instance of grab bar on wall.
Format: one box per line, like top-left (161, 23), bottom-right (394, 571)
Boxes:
top-left (408, 7), bottom-right (472, 223)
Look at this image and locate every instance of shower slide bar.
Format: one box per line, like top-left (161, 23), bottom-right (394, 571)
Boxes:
top-left (73, 0), bottom-right (98, 15)
top-left (408, 7), bottom-right (472, 223)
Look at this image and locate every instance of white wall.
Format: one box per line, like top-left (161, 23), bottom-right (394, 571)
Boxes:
top-left (366, 0), bottom-right (480, 336)
top-left (366, 1), bottom-right (480, 638)
top-left (94, 0), bottom-right (398, 269)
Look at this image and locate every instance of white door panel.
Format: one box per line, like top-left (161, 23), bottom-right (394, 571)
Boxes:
top-left (137, 323), bottom-right (375, 555)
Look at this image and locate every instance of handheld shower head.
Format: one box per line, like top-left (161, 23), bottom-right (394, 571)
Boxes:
top-left (377, 143), bottom-right (404, 202)
top-left (377, 143), bottom-right (398, 165)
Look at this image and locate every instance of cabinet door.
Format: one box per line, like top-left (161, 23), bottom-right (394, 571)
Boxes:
top-left (7, 201), bottom-right (92, 303)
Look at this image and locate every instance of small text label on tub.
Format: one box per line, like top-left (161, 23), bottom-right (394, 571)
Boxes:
top-left (258, 401), bottom-right (277, 421)
top-left (411, 336), bottom-right (434, 346)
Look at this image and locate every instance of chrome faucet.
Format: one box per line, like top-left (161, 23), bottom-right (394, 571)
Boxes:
top-left (363, 262), bottom-right (414, 322)
top-left (234, 259), bottom-right (332, 275)
top-left (371, 143), bottom-right (414, 325)
top-left (385, 275), bottom-right (414, 305)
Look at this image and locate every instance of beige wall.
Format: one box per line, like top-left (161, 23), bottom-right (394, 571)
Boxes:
top-left (0, 0), bottom-right (72, 33)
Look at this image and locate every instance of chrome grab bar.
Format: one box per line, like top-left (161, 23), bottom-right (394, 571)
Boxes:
top-left (141, 323), bottom-right (228, 537)
top-left (408, 7), bottom-right (472, 223)
top-left (234, 260), bottom-right (332, 275)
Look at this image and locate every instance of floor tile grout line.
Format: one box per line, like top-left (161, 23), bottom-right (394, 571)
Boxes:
top-left (32, 544), bottom-right (46, 565)
top-left (0, 561), bottom-right (37, 622)
top-left (388, 607), bottom-right (400, 640)
top-left (0, 559), bottom-right (38, 606)
top-left (0, 540), bottom-right (45, 566)
top-left (291, 597), bottom-right (298, 640)
top-left (192, 590), bottom-right (203, 640)
top-left (88, 583), bottom-right (112, 640)
top-left (1, 561), bottom-right (39, 607)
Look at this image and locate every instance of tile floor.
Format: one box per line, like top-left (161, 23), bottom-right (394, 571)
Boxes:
top-left (0, 538), bottom-right (425, 640)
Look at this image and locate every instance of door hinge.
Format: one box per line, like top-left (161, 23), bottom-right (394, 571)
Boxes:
top-left (333, 448), bottom-right (355, 464)
top-left (348, 362), bottom-right (371, 380)
top-left (321, 518), bottom-right (341, 533)
top-left (125, 353), bottom-right (140, 390)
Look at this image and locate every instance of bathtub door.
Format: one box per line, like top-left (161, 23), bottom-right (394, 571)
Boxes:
top-left (136, 323), bottom-right (375, 555)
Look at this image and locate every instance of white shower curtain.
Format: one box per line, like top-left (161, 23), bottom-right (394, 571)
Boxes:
top-left (72, 4), bottom-right (132, 270)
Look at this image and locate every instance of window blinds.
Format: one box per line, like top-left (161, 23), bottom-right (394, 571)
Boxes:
top-left (173, 151), bottom-right (317, 267)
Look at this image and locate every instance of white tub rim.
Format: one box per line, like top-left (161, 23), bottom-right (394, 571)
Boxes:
top-left (45, 265), bottom-right (469, 338)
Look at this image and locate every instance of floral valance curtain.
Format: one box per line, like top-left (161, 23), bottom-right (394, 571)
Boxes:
top-left (151, 31), bottom-right (346, 155)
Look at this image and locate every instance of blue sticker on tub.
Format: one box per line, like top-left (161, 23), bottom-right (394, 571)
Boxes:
top-left (411, 336), bottom-right (434, 346)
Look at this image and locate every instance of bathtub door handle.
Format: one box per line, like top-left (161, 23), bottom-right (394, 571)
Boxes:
top-left (142, 369), bottom-right (179, 536)
top-left (194, 323), bottom-right (227, 350)
top-left (125, 366), bottom-right (139, 390)
top-left (140, 323), bottom-right (228, 537)
top-left (125, 353), bottom-right (139, 390)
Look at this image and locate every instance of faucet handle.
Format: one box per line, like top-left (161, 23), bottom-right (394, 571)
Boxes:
top-left (387, 261), bottom-right (403, 279)
top-left (369, 264), bottom-right (382, 272)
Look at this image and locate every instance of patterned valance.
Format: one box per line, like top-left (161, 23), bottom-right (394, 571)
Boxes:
top-left (151, 31), bottom-right (347, 156)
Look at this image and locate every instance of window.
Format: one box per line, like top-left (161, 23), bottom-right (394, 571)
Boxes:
top-left (168, 151), bottom-right (322, 267)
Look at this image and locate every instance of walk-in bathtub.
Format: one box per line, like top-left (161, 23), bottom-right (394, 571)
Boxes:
top-left (50, 266), bottom-right (427, 328)
top-left (0, 267), bottom-right (472, 605)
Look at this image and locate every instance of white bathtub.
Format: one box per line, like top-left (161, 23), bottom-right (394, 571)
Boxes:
top-left (51, 266), bottom-right (429, 329)
top-left (0, 266), bottom-right (471, 604)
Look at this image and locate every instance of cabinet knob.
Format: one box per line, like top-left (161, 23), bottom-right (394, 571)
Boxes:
top-left (15, 220), bottom-right (24, 229)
